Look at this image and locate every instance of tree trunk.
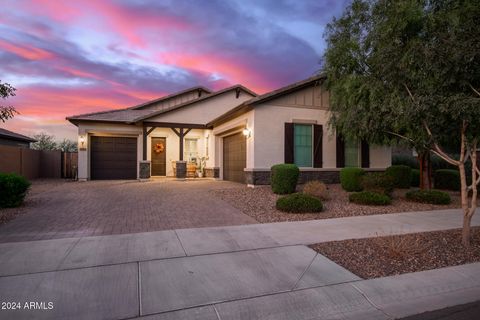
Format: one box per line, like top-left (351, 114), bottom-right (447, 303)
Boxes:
top-left (463, 143), bottom-right (478, 247)
top-left (462, 214), bottom-right (472, 247)
top-left (418, 152), bottom-right (432, 190)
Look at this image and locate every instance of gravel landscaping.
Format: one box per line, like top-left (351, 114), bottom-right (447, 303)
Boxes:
top-left (310, 227), bottom-right (480, 279)
top-left (213, 184), bottom-right (461, 223)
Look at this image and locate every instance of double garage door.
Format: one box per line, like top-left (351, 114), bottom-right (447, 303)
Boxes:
top-left (223, 132), bottom-right (246, 183)
top-left (91, 136), bottom-right (137, 180)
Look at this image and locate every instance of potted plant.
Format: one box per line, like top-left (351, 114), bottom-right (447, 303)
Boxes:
top-left (196, 157), bottom-right (206, 178)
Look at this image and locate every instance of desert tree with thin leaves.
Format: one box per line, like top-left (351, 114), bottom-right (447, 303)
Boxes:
top-left (0, 80), bottom-right (18, 122)
top-left (323, 0), bottom-right (480, 246)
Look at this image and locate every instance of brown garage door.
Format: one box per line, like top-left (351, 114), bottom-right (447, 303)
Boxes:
top-left (223, 132), bottom-right (246, 183)
top-left (91, 136), bottom-right (137, 180)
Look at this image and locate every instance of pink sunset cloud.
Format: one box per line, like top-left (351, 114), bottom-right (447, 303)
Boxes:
top-left (0, 0), bottom-right (347, 140)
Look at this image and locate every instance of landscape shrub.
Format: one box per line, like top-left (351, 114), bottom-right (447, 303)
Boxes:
top-left (434, 169), bottom-right (460, 191)
top-left (360, 173), bottom-right (395, 197)
top-left (340, 168), bottom-right (365, 192)
top-left (0, 173), bottom-right (31, 208)
top-left (392, 154), bottom-right (419, 169)
top-left (405, 189), bottom-right (451, 205)
top-left (276, 193), bottom-right (323, 213)
top-left (270, 164), bottom-right (300, 194)
top-left (411, 169), bottom-right (420, 187)
top-left (349, 191), bottom-right (391, 206)
top-left (385, 165), bottom-right (412, 188)
top-left (302, 180), bottom-right (329, 200)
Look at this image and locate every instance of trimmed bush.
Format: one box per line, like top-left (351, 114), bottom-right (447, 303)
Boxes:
top-left (0, 173), bottom-right (31, 208)
top-left (340, 168), bottom-right (365, 192)
top-left (270, 164), bottom-right (300, 194)
top-left (405, 189), bottom-right (451, 205)
top-left (385, 165), bottom-right (412, 188)
top-left (434, 169), bottom-right (460, 191)
top-left (349, 191), bottom-right (391, 205)
top-left (303, 180), bottom-right (329, 200)
top-left (276, 193), bottom-right (323, 213)
top-left (392, 154), bottom-right (419, 169)
top-left (411, 169), bottom-right (420, 187)
top-left (360, 173), bottom-right (395, 197)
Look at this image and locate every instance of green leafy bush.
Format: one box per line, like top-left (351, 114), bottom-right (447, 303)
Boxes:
top-left (392, 154), bottom-right (419, 169)
top-left (349, 191), bottom-right (391, 205)
top-left (411, 169), bottom-right (420, 187)
top-left (302, 180), bottom-right (329, 200)
top-left (0, 173), bottom-right (31, 208)
top-left (434, 169), bottom-right (460, 191)
top-left (385, 165), bottom-right (412, 188)
top-left (340, 168), bottom-right (365, 192)
top-left (276, 193), bottom-right (323, 213)
top-left (270, 164), bottom-right (300, 194)
top-left (405, 189), bottom-right (451, 205)
top-left (360, 172), bottom-right (395, 197)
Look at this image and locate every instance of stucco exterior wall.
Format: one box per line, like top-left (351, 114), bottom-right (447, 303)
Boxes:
top-left (77, 122), bottom-right (212, 179)
top-left (252, 105), bottom-right (335, 169)
top-left (147, 91), bottom-right (254, 125)
top-left (147, 128), bottom-right (209, 176)
top-left (212, 110), bottom-right (254, 179)
top-left (77, 122), bottom-right (143, 181)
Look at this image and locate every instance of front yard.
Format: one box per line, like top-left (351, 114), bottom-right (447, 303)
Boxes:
top-left (213, 184), bottom-right (462, 223)
top-left (310, 227), bottom-right (480, 279)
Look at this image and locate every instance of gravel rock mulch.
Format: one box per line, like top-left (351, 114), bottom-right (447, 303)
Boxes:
top-left (310, 227), bottom-right (480, 279)
top-left (213, 184), bottom-right (461, 223)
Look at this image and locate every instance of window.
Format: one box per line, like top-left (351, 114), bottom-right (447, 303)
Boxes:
top-left (294, 124), bottom-right (313, 167)
top-left (344, 139), bottom-right (360, 167)
top-left (184, 138), bottom-right (198, 163)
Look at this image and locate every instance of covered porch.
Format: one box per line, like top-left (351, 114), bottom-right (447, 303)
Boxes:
top-left (140, 121), bottom-right (218, 179)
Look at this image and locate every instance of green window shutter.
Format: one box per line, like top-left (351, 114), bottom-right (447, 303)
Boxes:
top-left (294, 124), bottom-right (313, 167)
top-left (344, 139), bottom-right (360, 167)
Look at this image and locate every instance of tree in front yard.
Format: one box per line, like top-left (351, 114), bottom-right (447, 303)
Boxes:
top-left (323, 0), bottom-right (480, 246)
top-left (0, 80), bottom-right (18, 122)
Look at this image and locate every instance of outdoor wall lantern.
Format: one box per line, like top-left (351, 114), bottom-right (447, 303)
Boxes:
top-left (242, 128), bottom-right (251, 138)
top-left (79, 135), bottom-right (87, 150)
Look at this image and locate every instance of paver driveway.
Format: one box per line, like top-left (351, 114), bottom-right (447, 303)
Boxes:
top-left (0, 179), bottom-right (256, 243)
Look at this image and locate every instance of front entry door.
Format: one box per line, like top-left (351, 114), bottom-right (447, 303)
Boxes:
top-left (151, 137), bottom-right (166, 176)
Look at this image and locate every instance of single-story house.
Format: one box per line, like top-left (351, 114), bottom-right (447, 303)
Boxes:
top-left (67, 74), bottom-right (391, 185)
top-left (0, 128), bottom-right (36, 148)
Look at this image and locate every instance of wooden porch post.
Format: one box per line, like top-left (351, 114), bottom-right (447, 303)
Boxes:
top-left (171, 127), bottom-right (192, 161)
top-left (179, 128), bottom-right (184, 161)
top-left (143, 126), bottom-right (147, 161)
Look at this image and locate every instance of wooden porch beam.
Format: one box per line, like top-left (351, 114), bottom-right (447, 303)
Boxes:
top-left (143, 121), bottom-right (206, 129)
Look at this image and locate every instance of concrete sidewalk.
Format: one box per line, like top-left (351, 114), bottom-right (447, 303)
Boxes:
top-left (0, 209), bottom-right (479, 319)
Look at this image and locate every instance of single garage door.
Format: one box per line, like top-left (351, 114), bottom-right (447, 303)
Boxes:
top-left (223, 132), bottom-right (246, 183)
top-left (91, 136), bottom-right (137, 180)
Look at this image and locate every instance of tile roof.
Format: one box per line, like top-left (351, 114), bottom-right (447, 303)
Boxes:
top-left (0, 128), bottom-right (36, 142)
top-left (67, 85), bottom-right (256, 124)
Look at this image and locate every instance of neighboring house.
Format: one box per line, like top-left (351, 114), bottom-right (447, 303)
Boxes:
top-left (67, 74), bottom-right (391, 184)
top-left (0, 128), bottom-right (36, 148)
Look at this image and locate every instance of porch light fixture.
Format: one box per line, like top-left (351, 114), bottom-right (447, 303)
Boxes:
top-left (79, 135), bottom-right (86, 150)
top-left (242, 128), bottom-right (251, 138)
